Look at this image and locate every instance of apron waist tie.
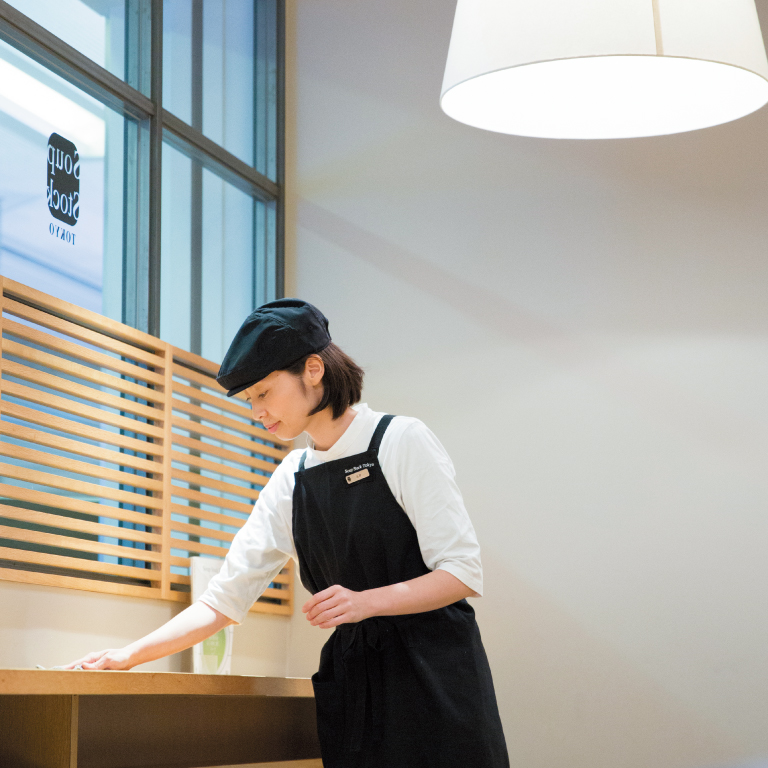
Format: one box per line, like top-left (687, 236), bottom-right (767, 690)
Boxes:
top-left (340, 617), bottom-right (395, 753)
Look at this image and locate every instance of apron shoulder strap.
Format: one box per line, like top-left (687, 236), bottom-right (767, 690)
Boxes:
top-left (298, 449), bottom-right (307, 471)
top-left (368, 414), bottom-right (395, 454)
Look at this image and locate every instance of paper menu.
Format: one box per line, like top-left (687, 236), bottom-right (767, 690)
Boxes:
top-left (190, 556), bottom-right (233, 675)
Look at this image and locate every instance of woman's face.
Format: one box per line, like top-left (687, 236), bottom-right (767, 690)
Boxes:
top-left (243, 356), bottom-right (324, 441)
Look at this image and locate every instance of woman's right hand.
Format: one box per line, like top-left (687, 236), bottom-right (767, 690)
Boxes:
top-left (62, 648), bottom-right (134, 670)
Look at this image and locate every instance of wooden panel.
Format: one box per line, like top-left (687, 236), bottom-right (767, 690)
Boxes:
top-left (245, 599), bottom-right (292, 616)
top-left (1, 400), bottom-right (165, 457)
top-left (0, 483), bottom-right (161, 528)
top-left (172, 466), bottom-right (262, 498)
top-left (256, 585), bottom-right (290, 601)
top-left (165, 564), bottom-right (289, 587)
top-left (0, 504), bottom-right (160, 543)
top-left (173, 378), bottom-right (259, 421)
top-left (0, 546), bottom-right (162, 582)
top-left (77, 695), bottom-right (320, 768)
top-left (0, 566), bottom-right (166, 600)
top-left (0, 277), bottom-right (293, 615)
top-left (0, 694), bottom-right (77, 768)
top-left (2, 337), bottom-right (164, 408)
top-left (0, 440), bottom-right (163, 491)
top-left (167, 352), bottom-right (292, 613)
top-left (169, 362), bottom-right (227, 391)
top-left (155, 346), bottom-right (173, 600)
top-left (0, 374), bottom-right (164, 439)
top-left (172, 435), bottom-right (281, 473)
top-left (1, 315), bottom-right (165, 387)
top-left (172, 395), bottom-right (286, 445)
top-left (171, 449), bottom-right (269, 487)
top-left (172, 414), bottom-right (288, 461)
top-left (169, 502), bottom-right (245, 529)
top-left (170, 484), bottom-right (255, 513)
top-left (168, 537), bottom-right (230, 558)
top-left (2, 276), bottom-right (166, 355)
top-left (1, 295), bottom-right (165, 369)
top-left (0, 462), bottom-right (164, 510)
top-left (171, 344), bottom-right (220, 376)
top-left (0, 420), bottom-right (162, 474)
top-left (0, 523), bottom-right (162, 562)
top-left (0, 669), bottom-right (314, 697)
top-left (165, 573), bottom-right (286, 601)
top-left (169, 519), bottom-right (234, 543)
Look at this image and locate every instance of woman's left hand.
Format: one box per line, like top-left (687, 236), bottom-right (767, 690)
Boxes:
top-left (302, 584), bottom-right (372, 628)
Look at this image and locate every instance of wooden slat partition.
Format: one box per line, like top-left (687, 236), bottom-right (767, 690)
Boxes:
top-left (0, 276), bottom-right (294, 615)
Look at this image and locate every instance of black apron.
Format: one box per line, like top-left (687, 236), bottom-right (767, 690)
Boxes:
top-left (293, 414), bottom-right (510, 768)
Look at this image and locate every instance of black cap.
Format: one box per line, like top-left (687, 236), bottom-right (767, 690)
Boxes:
top-left (216, 298), bottom-right (332, 397)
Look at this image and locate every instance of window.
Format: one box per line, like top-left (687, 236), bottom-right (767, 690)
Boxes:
top-left (0, 0), bottom-right (284, 360)
top-left (0, 2), bottom-right (288, 613)
top-left (160, 131), bottom-right (278, 362)
top-left (3, 0), bottom-right (148, 94)
top-left (163, 0), bottom-right (279, 179)
top-left (0, 36), bottom-right (136, 318)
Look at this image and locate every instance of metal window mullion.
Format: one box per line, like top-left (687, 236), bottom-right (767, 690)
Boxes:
top-left (121, 1), bottom-right (151, 336)
top-left (122, 120), bottom-right (139, 328)
top-left (276, 0), bottom-right (286, 298)
top-left (190, 0), bottom-right (204, 357)
top-left (148, 0), bottom-right (163, 340)
top-left (0, 0), bottom-right (153, 121)
top-left (162, 111), bottom-right (280, 202)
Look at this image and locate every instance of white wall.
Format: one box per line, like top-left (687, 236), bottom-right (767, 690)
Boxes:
top-left (283, 2), bottom-right (768, 768)
top-left (0, 580), bottom-right (290, 675)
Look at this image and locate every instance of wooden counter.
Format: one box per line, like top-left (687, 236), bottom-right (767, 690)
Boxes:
top-left (0, 669), bottom-right (322, 768)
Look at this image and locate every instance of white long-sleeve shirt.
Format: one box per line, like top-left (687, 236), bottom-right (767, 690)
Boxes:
top-left (199, 402), bottom-right (483, 624)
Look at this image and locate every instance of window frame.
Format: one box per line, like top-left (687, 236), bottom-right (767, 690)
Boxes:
top-left (0, 0), bottom-right (286, 337)
top-left (0, 0), bottom-right (289, 614)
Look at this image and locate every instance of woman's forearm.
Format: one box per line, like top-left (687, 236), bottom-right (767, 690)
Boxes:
top-left (124, 601), bottom-right (233, 667)
top-left (65, 600), bottom-right (233, 670)
top-left (366, 569), bottom-right (476, 618)
top-left (303, 570), bottom-right (479, 628)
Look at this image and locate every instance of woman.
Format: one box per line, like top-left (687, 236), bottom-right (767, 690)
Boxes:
top-left (67, 298), bottom-right (510, 768)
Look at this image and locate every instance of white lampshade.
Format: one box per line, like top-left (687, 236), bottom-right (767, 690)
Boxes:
top-left (440, 0), bottom-right (768, 139)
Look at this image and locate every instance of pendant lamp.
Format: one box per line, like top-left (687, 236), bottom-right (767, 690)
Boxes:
top-left (440, 0), bottom-right (768, 139)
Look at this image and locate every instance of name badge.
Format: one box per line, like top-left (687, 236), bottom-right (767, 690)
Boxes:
top-left (345, 468), bottom-right (370, 485)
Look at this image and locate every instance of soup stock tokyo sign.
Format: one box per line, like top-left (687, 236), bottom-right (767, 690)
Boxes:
top-left (47, 132), bottom-right (79, 243)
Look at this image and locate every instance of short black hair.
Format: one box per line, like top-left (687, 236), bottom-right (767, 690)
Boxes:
top-left (283, 342), bottom-right (364, 419)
